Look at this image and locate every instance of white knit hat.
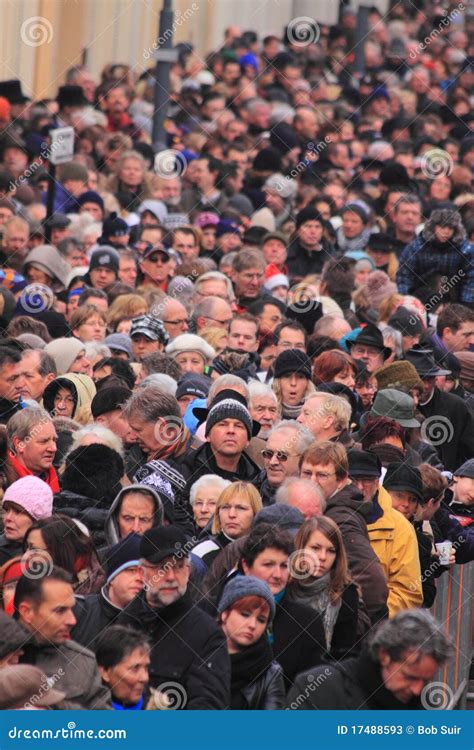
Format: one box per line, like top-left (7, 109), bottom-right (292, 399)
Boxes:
top-left (166, 334), bottom-right (215, 362)
top-left (3, 476), bottom-right (53, 520)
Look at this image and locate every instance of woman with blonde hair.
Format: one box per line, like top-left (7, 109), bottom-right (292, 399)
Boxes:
top-left (192, 482), bottom-right (263, 569)
top-left (106, 293), bottom-right (148, 333)
top-left (106, 150), bottom-right (153, 202)
top-left (272, 350), bottom-right (315, 419)
top-left (287, 516), bottom-right (363, 660)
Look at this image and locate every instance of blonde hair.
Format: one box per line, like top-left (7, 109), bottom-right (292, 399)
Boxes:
top-left (212, 481), bottom-right (263, 534)
top-left (272, 377), bottom-right (315, 405)
top-left (107, 294), bottom-right (148, 332)
top-left (200, 326), bottom-right (228, 354)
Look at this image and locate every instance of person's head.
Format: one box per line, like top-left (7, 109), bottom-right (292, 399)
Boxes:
top-left (218, 576), bottom-right (275, 652)
top-left (313, 315), bottom-right (352, 343)
top-left (161, 297), bottom-right (189, 340)
top-left (241, 523), bottom-right (294, 595)
top-left (212, 481), bottom-right (263, 538)
top-left (96, 625), bottom-right (150, 707)
top-left (347, 323), bottom-right (390, 372)
top-left (121, 386), bottom-right (181, 455)
top-left (248, 298), bottom-right (285, 336)
top-left (248, 381), bottom-right (280, 439)
top-left (231, 249), bottom-right (266, 300)
top-left (274, 320), bottom-right (307, 357)
top-left (0, 346), bottom-right (23, 401)
top-left (91, 385), bottom-right (134, 442)
top-left (88, 247), bottom-right (119, 289)
top-left (262, 234), bottom-right (287, 267)
top-left (138, 246), bottom-right (173, 286)
top-left (436, 304), bottom-right (474, 352)
top-left (312, 349), bottom-right (357, 390)
top-left (115, 486), bottom-right (163, 538)
top-left (292, 516), bottom-right (349, 590)
top-left (14, 567), bottom-right (76, 644)
top-left (70, 304), bottom-right (107, 342)
top-left (228, 313), bottom-right (259, 353)
top-left (2, 476), bottom-right (53, 544)
top-left (295, 208), bottom-right (324, 250)
top-left (262, 420), bottom-right (314, 489)
top-left (17, 350), bottom-right (57, 402)
top-left (194, 271), bottom-right (234, 304)
top-left (189, 474), bottom-right (231, 530)
top-left (299, 441), bottom-right (349, 499)
top-left (139, 526), bottom-right (191, 608)
top-left (0, 610), bottom-right (30, 666)
top-left (205, 391), bottom-right (253, 462)
top-left (452, 460), bottom-right (474, 506)
top-left (393, 194), bottom-right (422, 235)
top-left (383, 462), bottom-right (424, 521)
top-left (347, 449), bottom-right (382, 503)
top-left (23, 514), bottom-right (97, 583)
top-left (194, 297), bottom-right (233, 333)
top-left (418, 464), bottom-right (448, 521)
top-left (129, 315), bottom-right (169, 361)
top-left (7, 408), bottom-right (57, 474)
top-left (166, 333), bottom-right (214, 374)
top-left (275, 477), bottom-right (326, 519)
top-left (368, 610), bottom-right (452, 704)
top-left (118, 249), bottom-right (138, 287)
top-left (341, 203), bottom-right (370, 239)
top-left (2, 216), bottom-right (29, 262)
top-left (360, 415), bottom-right (406, 452)
top-left (297, 392), bottom-right (351, 441)
top-left (173, 227), bottom-right (200, 260)
top-left (272, 348), bottom-right (313, 407)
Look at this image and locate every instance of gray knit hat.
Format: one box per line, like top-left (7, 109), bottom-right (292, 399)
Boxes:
top-left (194, 388), bottom-right (259, 438)
top-left (218, 575), bottom-right (276, 620)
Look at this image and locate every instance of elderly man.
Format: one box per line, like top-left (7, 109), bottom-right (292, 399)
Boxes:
top-left (194, 297), bottom-right (233, 334)
top-left (297, 392), bottom-right (351, 442)
top-left (256, 420), bottom-right (314, 506)
top-left (248, 381), bottom-right (280, 440)
top-left (288, 609), bottom-right (452, 709)
top-left (161, 297), bottom-right (189, 340)
top-left (5, 407), bottom-right (59, 491)
top-left (275, 477), bottom-right (326, 519)
top-left (17, 349), bottom-right (57, 403)
top-left (193, 271), bottom-right (235, 305)
top-left (119, 526), bottom-right (230, 708)
top-left (301, 442), bottom-right (388, 623)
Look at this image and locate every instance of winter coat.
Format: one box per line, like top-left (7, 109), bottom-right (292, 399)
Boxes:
top-left (72, 587), bottom-right (123, 650)
top-left (418, 388), bottom-right (474, 471)
top-left (228, 633), bottom-right (285, 710)
top-left (0, 534), bottom-right (22, 566)
top-left (118, 591), bottom-right (230, 709)
top-left (43, 373), bottom-right (96, 425)
top-left (192, 530), bottom-right (233, 570)
top-left (53, 489), bottom-right (110, 549)
top-left (325, 483), bottom-right (388, 623)
top-left (287, 648), bottom-right (426, 710)
top-left (20, 639), bottom-right (111, 710)
top-left (238, 661), bottom-right (285, 709)
top-left (255, 470), bottom-right (277, 506)
top-left (435, 498), bottom-right (474, 563)
top-left (367, 487), bottom-right (423, 617)
top-left (286, 237), bottom-right (336, 282)
top-left (103, 484), bottom-right (164, 549)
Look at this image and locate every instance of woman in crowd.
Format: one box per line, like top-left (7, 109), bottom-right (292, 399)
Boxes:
top-left (272, 349), bottom-right (314, 419)
top-left (189, 474), bottom-right (231, 534)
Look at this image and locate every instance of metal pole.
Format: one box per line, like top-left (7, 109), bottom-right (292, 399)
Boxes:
top-left (353, 5), bottom-right (370, 77)
top-left (44, 161), bottom-right (56, 244)
top-left (152, 0), bottom-right (175, 154)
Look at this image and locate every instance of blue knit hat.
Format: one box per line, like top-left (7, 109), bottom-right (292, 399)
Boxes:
top-left (218, 575), bottom-right (276, 620)
top-left (106, 533), bottom-right (142, 584)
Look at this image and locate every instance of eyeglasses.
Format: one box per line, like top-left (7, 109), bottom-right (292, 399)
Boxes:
top-left (54, 395), bottom-right (75, 405)
top-left (302, 470), bottom-right (336, 481)
top-left (163, 319), bottom-right (189, 326)
top-left (261, 449), bottom-right (299, 462)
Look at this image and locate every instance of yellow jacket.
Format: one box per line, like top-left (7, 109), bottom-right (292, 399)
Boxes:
top-left (368, 486), bottom-right (422, 617)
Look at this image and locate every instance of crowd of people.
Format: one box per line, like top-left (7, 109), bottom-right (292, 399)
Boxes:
top-left (0, 1), bottom-right (473, 712)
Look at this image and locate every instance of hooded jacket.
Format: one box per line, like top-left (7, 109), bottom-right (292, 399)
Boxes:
top-left (23, 244), bottom-right (71, 288)
top-left (43, 373), bottom-right (96, 425)
top-left (44, 337), bottom-right (85, 375)
top-left (325, 482), bottom-right (389, 624)
top-left (103, 484), bottom-right (164, 548)
top-left (367, 486), bottom-right (423, 617)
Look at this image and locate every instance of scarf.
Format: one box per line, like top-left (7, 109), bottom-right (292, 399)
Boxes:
top-left (336, 225), bottom-right (371, 252)
top-left (288, 573), bottom-right (342, 651)
top-left (148, 427), bottom-right (190, 462)
top-left (229, 634), bottom-right (275, 709)
top-left (281, 402), bottom-right (303, 420)
top-left (8, 451), bottom-right (60, 493)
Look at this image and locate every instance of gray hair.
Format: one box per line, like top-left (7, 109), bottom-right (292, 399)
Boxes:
top-left (207, 374), bottom-right (249, 405)
top-left (267, 419), bottom-right (314, 454)
top-left (189, 474), bottom-right (232, 506)
top-left (194, 271), bottom-right (235, 301)
top-left (84, 342), bottom-right (111, 361)
top-left (68, 424), bottom-right (124, 458)
top-left (248, 380), bottom-right (278, 404)
top-left (368, 609), bottom-right (453, 664)
top-left (380, 325), bottom-right (403, 359)
top-left (275, 477), bottom-right (327, 513)
top-left (7, 407), bottom-right (53, 448)
top-left (122, 385), bottom-right (181, 423)
top-left (138, 373), bottom-right (177, 395)
top-left (304, 392), bottom-right (351, 433)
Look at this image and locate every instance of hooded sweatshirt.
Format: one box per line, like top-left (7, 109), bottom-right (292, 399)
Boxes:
top-left (44, 338), bottom-right (85, 375)
top-left (23, 244), bottom-right (71, 288)
top-left (103, 484), bottom-right (164, 547)
top-left (43, 373), bottom-right (96, 425)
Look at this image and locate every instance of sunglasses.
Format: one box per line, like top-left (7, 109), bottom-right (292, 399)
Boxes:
top-left (261, 449), bottom-right (298, 462)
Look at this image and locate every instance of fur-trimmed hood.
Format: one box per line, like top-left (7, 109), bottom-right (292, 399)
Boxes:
top-left (423, 209), bottom-right (466, 245)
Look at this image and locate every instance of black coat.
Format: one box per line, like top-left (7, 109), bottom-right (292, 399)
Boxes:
top-left (0, 534), bottom-right (22, 566)
top-left (419, 388), bottom-right (474, 471)
top-left (287, 649), bottom-right (425, 710)
top-left (255, 471), bottom-right (277, 507)
top-left (72, 589), bottom-right (122, 650)
top-left (286, 237), bottom-right (336, 282)
top-left (272, 594), bottom-right (325, 691)
top-left (54, 490), bottom-right (109, 549)
top-left (231, 659), bottom-right (285, 710)
top-left (118, 591), bottom-right (230, 709)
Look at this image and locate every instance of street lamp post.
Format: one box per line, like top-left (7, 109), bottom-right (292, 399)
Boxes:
top-left (151, 0), bottom-right (179, 154)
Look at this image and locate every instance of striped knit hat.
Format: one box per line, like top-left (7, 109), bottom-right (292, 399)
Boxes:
top-left (204, 389), bottom-right (254, 438)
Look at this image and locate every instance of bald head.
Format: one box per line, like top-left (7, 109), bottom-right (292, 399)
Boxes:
top-left (275, 478), bottom-right (326, 519)
top-left (162, 298), bottom-right (189, 339)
